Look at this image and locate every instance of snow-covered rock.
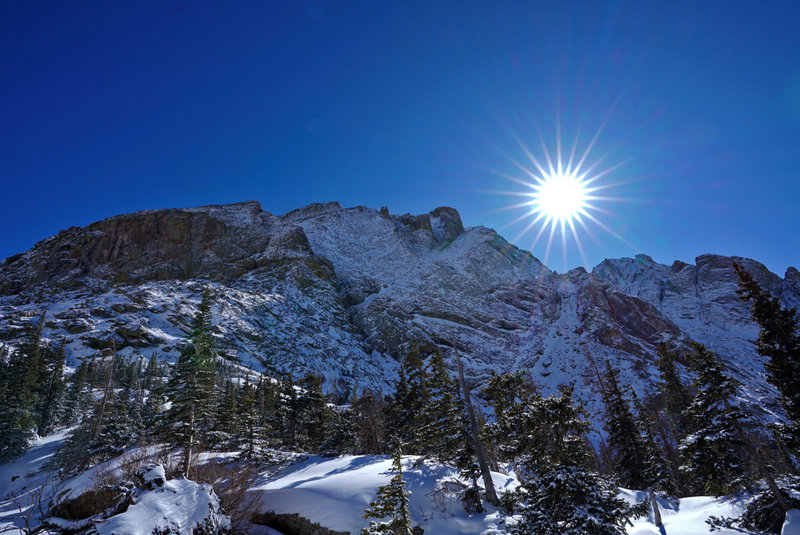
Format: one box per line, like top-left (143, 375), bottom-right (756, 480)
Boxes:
top-left (135, 463), bottom-right (166, 490)
top-left (91, 476), bottom-right (230, 535)
top-left (0, 201), bottom-right (797, 423)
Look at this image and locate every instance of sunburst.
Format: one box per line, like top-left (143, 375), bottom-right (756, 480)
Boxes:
top-left (487, 124), bottom-right (636, 269)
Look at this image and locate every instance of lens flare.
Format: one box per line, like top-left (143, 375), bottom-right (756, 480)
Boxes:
top-left (483, 122), bottom-right (637, 270)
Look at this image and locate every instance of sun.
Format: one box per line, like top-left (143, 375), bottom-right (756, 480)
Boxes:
top-left (484, 124), bottom-right (636, 269)
top-left (532, 170), bottom-right (588, 223)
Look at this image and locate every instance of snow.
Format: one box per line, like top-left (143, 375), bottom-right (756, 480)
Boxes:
top-left (137, 463), bottom-right (166, 487)
top-left (0, 428), bottom-right (73, 533)
top-left (1, 203), bottom-right (796, 434)
top-left (622, 489), bottom-right (754, 535)
top-left (253, 456), bottom-right (769, 535)
top-left (0, 432), bottom-right (781, 535)
top-left (784, 510), bottom-right (800, 535)
top-left (94, 477), bottom-right (230, 535)
top-left (252, 454), bottom-right (515, 535)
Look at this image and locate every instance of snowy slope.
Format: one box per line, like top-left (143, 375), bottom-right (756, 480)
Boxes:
top-left (0, 201), bottom-right (797, 421)
top-left (0, 433), bottom-right (789, 535)
top-left (253, 454), bottom-right (516, 534)
top-left (253, 454), bottom-right (766, 535)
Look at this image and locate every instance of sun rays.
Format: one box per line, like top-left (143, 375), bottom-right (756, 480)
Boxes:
top-left (485, 123), bottom-right (637, 271)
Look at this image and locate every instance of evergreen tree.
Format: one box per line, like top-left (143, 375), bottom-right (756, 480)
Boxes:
top-left (19, 314), bottom-right (46, 422)
top-left (143, 353), bottom-right (161, 391)
top-left (482, 371), bottom-right (545, 478)
top-left (0, 315), bottom-right (48, 459)
top-left (385, 346), bottom-right (430, 452)
top-left (417, 350), bottom-right (465, 462)
top-left (320, 406), bottom-right (357, 456)
top-left (631, 394), bottom-right (678, 496)
top-left (90, 390), bottom-right (138, 460)
top-left (209, 377), bottom-right (239, 449)
top-left (735, 262), bottom-right (800, 452)
top-left (256, 375), bottom-right (282, 448)
top-left (279, 373), bottom-right (300, 447)
top-left (161, 289), bottom-right (218, 476)
top-left (361, 447), bottom-right (416, 535)
top-left (36, 342), bottom-right (66, 436)
top-left (678, 343), bottom-right (751, 495)
top-left (352, 389), bottom-right (387, 454)
top-left (62, 359), bottom-right (92, 426)
top-left (600, 362), bottom-right (650, 490)
top-left (58, 355), bottom-right (121, 470)
top-left (0, 348), bottom-right (37, 460)
top-left (510, 465), bottom-right (648, 535)
top-left (484, 375), bottom-right (647, 534)
top-left (237, 378), bottom-right (269, 458)
top-left (655, 344), bottom-right (692, 434)
top-left (296, 373), bottom-right (331, 452)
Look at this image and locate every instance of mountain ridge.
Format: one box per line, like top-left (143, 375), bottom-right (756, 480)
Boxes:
top-left (0, 201), bottom-right (795, 424)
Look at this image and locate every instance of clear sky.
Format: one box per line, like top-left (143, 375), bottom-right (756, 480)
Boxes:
top-left (2, 1), bottom-right (799, 275)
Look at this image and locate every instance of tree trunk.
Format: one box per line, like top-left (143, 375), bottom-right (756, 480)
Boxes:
top-left (452, 345), bottom-right (500, 506)
top-left (183, 399), bottom-right (195, 478)
top-left (90, 348), bottom-right (115, 445)
top-left (648, 488), bottom-right (663, 527)
top-left (729, 411), bottom-right (791, 513)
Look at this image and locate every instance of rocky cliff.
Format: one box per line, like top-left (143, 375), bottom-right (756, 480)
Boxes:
top-left (0, 201), bottom-right (796, 421)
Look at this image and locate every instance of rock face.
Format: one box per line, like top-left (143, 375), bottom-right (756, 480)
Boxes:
top-left (0, 201), bottom-right (797, 420)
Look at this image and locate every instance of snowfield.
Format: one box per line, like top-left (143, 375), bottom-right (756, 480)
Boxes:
top-left (253, 454), bottom-right (517, 534)
top-left (1, 432), bottom-right (796, 534)
top-left (254, 455), bottom-right (779, 535)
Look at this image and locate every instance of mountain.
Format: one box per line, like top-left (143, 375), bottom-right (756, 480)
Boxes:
top-left (0, 200), bottom-right (796, 421)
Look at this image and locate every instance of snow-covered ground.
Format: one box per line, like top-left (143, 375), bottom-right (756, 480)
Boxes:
top-left (620, 489), bottom-right (762, 535)
top-left (253, 454), bottom-right (516, 534)
top-left (254, 455), bottom-right (769, 535)
top-left (1, 432), bottom-right (793, 534)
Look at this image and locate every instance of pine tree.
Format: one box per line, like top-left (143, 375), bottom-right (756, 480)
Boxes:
top-left (417, 350), bottom-right (465, 462)
top-left (19, 314), bottom-right (46, 422)
top-left (206, 377), bottom-right (236, 449)
top-left (237, 378), bottom-right (268, 458)
top-left (361, 447), bottom-right (416, 535)
top-left (256, 375), bottom-right (281, 448)
top-left (352, 389), bottom-right (387, 454)
top-left (0, 348), bottom-right (37, 460)
top-left (484, 381), bottom-right (648, 535)
top-left (320, 405), bottom-right (357, 456)
top-left (600, 362), bottom-right (650, 489)
top-left (0, 315), bottom-right (48, 459)
top-left (678, 343), bottom-right (751, 495)
top-left (90, 390), bottom-right (138, 460)
top-left (35, 342), bottom-right (66, 436)
top-left (296, 373), bottom-right (331, 452)
top-left (161, 289), bottom-right (218, 476)
top-left (735, 262), bottom-right (800, 451)
top-left (279, 373), bottom-right (300, 448)
top-left (385, 346), bottom-right (430, 452)
top-left (482, 371), bottom-right (546, 478)
top-left (655, 344), bottom-right (692, 432)
top-left (631, 394), bottom-right (678, 496)
top-left (62, 359), bottom-right (92, 426)
top-left (510, 465), bottom-right (648, 535)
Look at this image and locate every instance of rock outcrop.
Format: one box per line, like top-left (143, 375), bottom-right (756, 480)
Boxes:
top-left (0, 201), bottom-right (796, 420)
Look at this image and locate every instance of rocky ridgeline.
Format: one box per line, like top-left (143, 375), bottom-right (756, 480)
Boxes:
top-left (0, 201), bottom-right (796, 420)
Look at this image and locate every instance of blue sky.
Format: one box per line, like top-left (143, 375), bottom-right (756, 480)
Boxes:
top-left (2, 1), bottom-right (799, 274)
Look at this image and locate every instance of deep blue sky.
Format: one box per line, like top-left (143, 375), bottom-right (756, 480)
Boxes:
top-left (2, 1), bottom-right (799, 274)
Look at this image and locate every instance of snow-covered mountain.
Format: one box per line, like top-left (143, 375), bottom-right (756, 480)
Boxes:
top-left (1, 201), bottom-right (796, 419)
